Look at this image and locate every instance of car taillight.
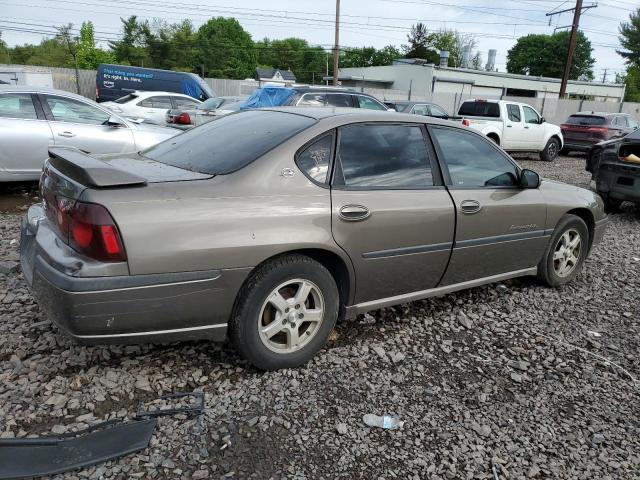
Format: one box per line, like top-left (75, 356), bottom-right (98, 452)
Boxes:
top-left (46, 196), bottom-right (127, 262)
top-left (462, 119), bottom-right (470, 127)
top-left (174, 112), bottom-right (191, 124)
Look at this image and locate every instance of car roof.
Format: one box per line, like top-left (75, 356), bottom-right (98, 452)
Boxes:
top-left (129, 90), bottom-right (197, 99)
top-left (0, 85), bottom-right (91, 101)
top-left (292, 86), bottom-right (373, 95)
top-left (260, 106), bottom-right (455, 126)
top-left (572, 111), bottom-right (626, 117)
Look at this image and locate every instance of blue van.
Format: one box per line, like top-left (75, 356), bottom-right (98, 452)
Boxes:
top-left (96, 64), bottom-right (215, 103)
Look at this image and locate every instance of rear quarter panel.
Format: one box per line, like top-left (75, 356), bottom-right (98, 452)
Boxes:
top-left (81, 132), bottom-right (352, 278)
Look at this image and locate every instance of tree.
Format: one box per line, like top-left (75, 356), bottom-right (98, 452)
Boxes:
top-left (431, 29), bottom-right (479, 68)
top-left (403, 23), bottom-right (438, 63)
top-left (55, 24), bottom-right (79, 68)
top-left (506, 31), bottom-right (595, 80)
top-left (77, 21), bottom-right (113, 69)
top-left (196, 17), bottom-right (256, 79)
top-left (0, 33), bottom-right (10, 63)
top-left (619, 66), bottom-right (640, 102)
top-left (254, 37), bottom-right (326, 83)
top-left (341, 45), bottom-right (402, 68)
top-left (109, 16), bottom-right (148, 66)
top-left (618, 7), bottom-right (640, 67)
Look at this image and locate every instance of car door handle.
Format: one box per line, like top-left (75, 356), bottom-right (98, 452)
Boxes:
top-left (339, 205), bottom-right (370, 221)
top-left (506, 125), bottom-right (512, 128)
top-left (57, 131), bottom-right (75, 138)
top-left (524, 126), bottom-right (530, 129)
top-left (460, 200), bottom-right (482, 214)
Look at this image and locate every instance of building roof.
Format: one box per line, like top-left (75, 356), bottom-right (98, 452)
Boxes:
top-left (255, 68), bottom-right (297, 81)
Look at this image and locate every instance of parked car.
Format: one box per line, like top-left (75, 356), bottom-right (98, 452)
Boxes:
top-left (166, 96), bottom-right (246, 129)
top-left (561, 112), bottom-right (639, 154)
top-left (457, 99), bottom-right (563, 161)
top-left (0, 86), bottom-right (179, 182)
top-left (101, 91), bottom-right (201, 125)
top-left (587, 128), bottom-right (640, 211)
top-left (96, 64), bottom-right (215, 103)
top-left (283, 86), bottom-right (389, 110)
top-left (21, 108), bottom-right (607, 370)
top-left (384, 101), bottom-right (450, 118)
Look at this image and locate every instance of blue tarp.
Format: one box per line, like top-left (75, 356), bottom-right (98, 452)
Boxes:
top-left (240, 87), bottom-right (295, 110)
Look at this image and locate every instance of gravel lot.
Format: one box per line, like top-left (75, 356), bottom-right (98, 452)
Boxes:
top-left (1, 155), bottom-right (639, 480)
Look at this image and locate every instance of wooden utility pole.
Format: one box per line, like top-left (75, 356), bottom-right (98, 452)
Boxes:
top-left (546, 1), bottom-right (596, 98)
top-left (332, 0), bottom-right (340, 86)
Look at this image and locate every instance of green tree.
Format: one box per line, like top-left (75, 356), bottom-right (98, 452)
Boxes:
top-left (253, 37), bottom-right (325, 83)
top-left (196, 17), bottom-right (256, 79)
top-left (77, 21), bottom-right (114, 69)
top-left (431, 29), bottom-right (479, 68)
top-left (618, 8), bottom-right (640, 67)
top-left (506, 31), bottom-right (595, 80)
top-left (403, 23), bottom-right (438, 63)
top-left (0, 33), bottom-right (10, 63)
top-left (109, 16), bottom-right (148, 66)
top-left (619, 66), bottom-right (640, 102)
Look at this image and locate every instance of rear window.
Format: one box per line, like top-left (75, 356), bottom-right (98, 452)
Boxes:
top-left (458, 101), bottom-right (500, 118)
top-left (566, 115), bottom-right (606, 126)
top-left (114, 93), bottom-right (138, 104)
top-left (143, 110), bottom-right (316, 174)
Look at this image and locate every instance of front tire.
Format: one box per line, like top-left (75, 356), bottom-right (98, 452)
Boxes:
top-left (229, 254), bottom-right (339, 370)
top-left (540, 138), bottom-right (560, 162)
top-left (537, 214), bottom-right (589, 287)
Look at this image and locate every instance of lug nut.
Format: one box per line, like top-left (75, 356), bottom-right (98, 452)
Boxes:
top-left (295, 304), bottom-right (300, 309)
top-left (298, 313), bottom-right (304, 319)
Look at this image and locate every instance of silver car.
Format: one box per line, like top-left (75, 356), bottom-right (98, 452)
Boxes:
top-left (0, 86), bottom-right (179, 182)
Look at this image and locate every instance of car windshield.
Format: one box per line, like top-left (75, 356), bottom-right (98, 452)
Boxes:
top-left (199, 98), bottom-right (225, 110)
top-left (114, 93), bottom-right (138, 104)
top-left (142, 110), bottom-right (316, 174)
top-left (566, 115), bottom-right (606, 126)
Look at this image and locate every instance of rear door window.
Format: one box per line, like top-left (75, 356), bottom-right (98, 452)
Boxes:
top-left (143, 110), bottom-right (316, 174)
top-left (335, 124), bottom-right (433, 188)
top-left (411, 104), bottom-right (430, 116)
top-left (0, 93), bottom-right (38, 119)
top-left (326, 94), bottom-right (353, 108)
top-left (429, 105), bottom-right (448, 117)
top-left (458, 101), bottom-right (500, 117)
top-left (506, 104), bottom-right (521, 122)
top-left (614, 116), bottom-right (629, 127)
top-left (298, 93), bottom-right (326, 107)
top-left (173, 97), bottom-right (200, 109)
top-left (138, 96), bottom-right (173, 109)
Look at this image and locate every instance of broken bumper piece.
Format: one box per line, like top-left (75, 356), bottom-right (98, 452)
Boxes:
top-left (0, 417), bottom-right (156, 480)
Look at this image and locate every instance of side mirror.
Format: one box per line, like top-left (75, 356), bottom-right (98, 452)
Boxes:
top-left (106, 115), bottom-right (125, 127)
top-left (520, 169), bottom-right (541, 189)
top-left (539, 117), bottom-right (546, 124)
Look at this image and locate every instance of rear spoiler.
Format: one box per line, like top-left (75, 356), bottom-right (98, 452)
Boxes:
top-left (47, 147), bottom-right (147, 188)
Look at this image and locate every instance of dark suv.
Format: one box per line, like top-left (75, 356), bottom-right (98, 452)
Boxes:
top-left (560, 112), bottom-right (639, 153)
top-left (284, 87), bottom-right (389, 110)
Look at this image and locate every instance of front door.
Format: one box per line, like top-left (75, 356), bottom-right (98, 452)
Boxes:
top-left (0, 92), bottom-right (53, 178)
top-left (330, 123), bottom-right (455, 303)
top-left (40, 94), bottom-right (134, 154)
top-left (429, 126), bottom-right (548, 286)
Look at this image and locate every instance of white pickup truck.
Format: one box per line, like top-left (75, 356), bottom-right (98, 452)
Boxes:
top-left (457, 99), bottom-right (563, 161)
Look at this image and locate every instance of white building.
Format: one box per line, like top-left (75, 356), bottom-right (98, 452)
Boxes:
top-left (333, 60), bottom-right (625, 102)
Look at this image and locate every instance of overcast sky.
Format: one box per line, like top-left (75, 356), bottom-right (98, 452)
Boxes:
top-left (1, 0), bottom-right (635, 81)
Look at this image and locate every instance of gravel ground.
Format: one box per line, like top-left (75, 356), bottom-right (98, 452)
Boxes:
top-left (1, 154), bottom-right (639, 480)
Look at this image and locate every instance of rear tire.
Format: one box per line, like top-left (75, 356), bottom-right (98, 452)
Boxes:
top-left (229, 254), bottom-right (339, 370)
top-left (540, 138), bottom-right (560, 162)
top-left (603, 196), bottom-right (623, 213)
top-left (537, 214), bottom-right (589, 287)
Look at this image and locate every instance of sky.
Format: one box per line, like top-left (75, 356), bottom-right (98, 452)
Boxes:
top-left (1, 0), bottom-right (636, 82)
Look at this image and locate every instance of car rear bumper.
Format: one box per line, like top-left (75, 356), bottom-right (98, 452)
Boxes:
top-left (595, 163), bottom-right (640, 203)
top-left (21, 205), bottom-right (250, 344)
top-left (563, 141), bottom-right (596, 151)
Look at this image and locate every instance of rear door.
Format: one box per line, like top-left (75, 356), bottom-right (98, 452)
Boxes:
top-left (0, 92), bottom-right (53, 178)
top-left (429, 125), bottom-right (547, 285)
top-left (330, 122), bottom-right (455, 303)
top-left (40, 94), bottom-right (134, 154)
top-left (503, 103), bottom-right (525, 149)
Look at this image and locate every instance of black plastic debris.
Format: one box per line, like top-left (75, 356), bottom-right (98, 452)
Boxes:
top-left (0, 417), bottom-right (156, 480)
top-left (136, 392), bottom-right (205, 419)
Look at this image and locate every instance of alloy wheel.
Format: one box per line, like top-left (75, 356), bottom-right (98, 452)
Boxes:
top-left (258, 279), bottom-right (325, 353)
top-left (553, 229), bottom-right (582, 277)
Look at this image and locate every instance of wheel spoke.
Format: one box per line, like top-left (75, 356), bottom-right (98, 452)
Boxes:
top-left (569, 235), bottom-right (581, 249)
top-left (561, 232), bottom-right (571, 247)
top-left (553, 249), bottom-right (564, 261)
top-left (303, 308), bottom-right (323, 323)
top-left (261, 319), bottom-right (284, 339)
top-left (268, 292), bottom-right (289, 314)
top-left (294, 280), bottom-right (313, 306)
top-left (287, 326), bottom-right (300, 348)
